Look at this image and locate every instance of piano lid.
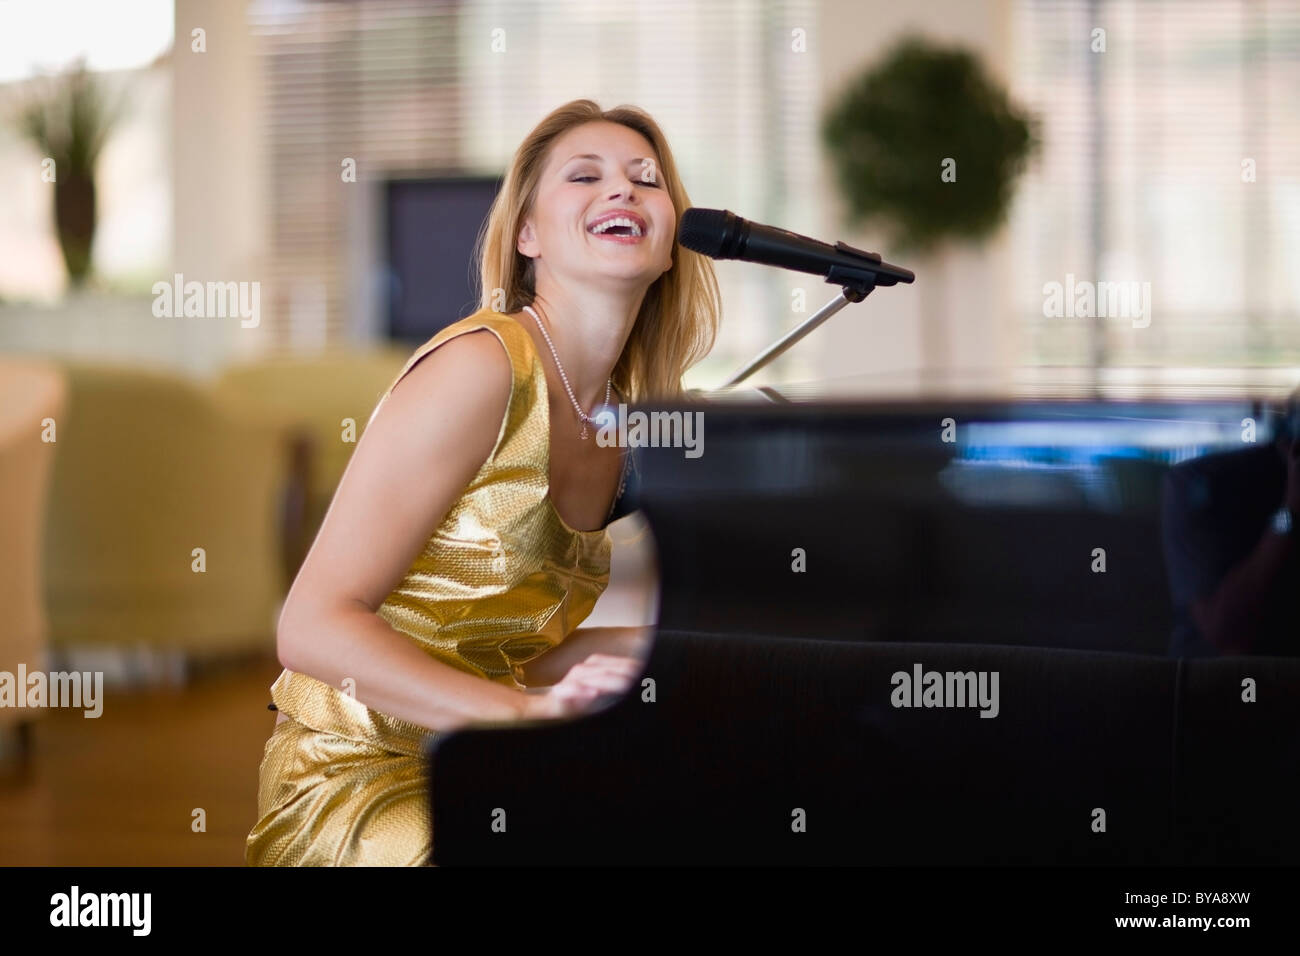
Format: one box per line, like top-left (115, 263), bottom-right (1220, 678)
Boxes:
top-left (697, 365), bottom-right (1300, 404)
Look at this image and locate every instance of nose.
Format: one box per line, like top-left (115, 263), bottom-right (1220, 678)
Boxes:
top-left (608, 169), bottom-right (650, 200)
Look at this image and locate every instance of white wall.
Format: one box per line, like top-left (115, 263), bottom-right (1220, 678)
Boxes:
top-left (171, 0), bottom-right (268, 365)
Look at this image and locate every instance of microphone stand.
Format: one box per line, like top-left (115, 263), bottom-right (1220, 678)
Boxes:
top-left (718, 242), bottom-right (902, 389)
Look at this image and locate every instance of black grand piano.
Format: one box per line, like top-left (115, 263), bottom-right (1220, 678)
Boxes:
top-left (427, 368), bottom-right (1300, 865)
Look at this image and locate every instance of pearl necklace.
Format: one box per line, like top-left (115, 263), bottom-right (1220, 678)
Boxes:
top-left (522, 304), bottom-right (612, 440)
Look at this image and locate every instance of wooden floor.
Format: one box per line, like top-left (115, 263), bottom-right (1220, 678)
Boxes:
top-left (0, 652), bottom-right (283, 866)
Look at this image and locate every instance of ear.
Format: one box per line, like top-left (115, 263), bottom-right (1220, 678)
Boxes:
top-left (517, 219), bottom-right (539, 260)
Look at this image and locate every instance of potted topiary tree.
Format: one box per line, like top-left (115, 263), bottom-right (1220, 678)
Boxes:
top-left (13, 59), bottom-right (126, 291)
top-left (821, 36), bottom-right (1038, 370)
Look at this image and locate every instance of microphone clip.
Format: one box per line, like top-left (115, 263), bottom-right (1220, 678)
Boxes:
top-left (826, 241), bottom-right (886, 300)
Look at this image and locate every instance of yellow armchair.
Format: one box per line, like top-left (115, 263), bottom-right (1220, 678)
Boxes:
top-left (213, 348), bottom-right (410, 567)
top-left (42, 362), bottom-right (292, 659)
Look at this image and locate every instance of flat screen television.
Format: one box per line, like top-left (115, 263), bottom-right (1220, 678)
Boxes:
top-left (383, 175), bottom-right (502, 345)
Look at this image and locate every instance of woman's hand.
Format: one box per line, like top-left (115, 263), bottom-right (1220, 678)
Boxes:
top-left (513, 625), bottom-right (654, 687)
top-left (519, 654), bottom-right (642, 719)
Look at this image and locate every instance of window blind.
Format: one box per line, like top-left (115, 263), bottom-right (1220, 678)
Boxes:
top-left (1010, 0), bottom-right (1300, 367)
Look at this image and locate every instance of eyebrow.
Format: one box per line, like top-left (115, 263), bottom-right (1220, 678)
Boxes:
top-left (562, 153), bottom-right (655, 165)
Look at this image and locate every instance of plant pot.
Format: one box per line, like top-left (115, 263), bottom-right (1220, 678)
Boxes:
top-left (54, 170), bottom-right (96, 288)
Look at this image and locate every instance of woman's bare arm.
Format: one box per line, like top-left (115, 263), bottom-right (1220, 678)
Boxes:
top-left (276, 330), bottom-right (530, 730)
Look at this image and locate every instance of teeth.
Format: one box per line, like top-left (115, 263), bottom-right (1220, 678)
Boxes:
top-left (589, 216), bottom-right (643, 237)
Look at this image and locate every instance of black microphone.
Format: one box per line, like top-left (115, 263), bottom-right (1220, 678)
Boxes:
top-left (678, 208), bottom-right (915, 288)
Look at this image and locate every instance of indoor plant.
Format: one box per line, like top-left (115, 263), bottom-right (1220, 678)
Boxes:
top-left (821, 36), bottom-right (1038, 366)
top-left (13, 59), bottom-right (126, 290)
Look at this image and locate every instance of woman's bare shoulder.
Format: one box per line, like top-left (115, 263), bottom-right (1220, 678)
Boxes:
top-left (375, 328), bottom-right (513, 464)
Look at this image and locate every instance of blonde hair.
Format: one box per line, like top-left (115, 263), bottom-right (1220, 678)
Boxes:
top-left (473, 99), bottom-right (721, 402)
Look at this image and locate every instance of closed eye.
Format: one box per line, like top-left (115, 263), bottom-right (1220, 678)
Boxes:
top-left (570, 175), bottom-right (661, 188)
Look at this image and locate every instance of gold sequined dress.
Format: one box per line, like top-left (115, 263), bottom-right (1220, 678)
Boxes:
top-left (245, 309), bottom-right (629, 866)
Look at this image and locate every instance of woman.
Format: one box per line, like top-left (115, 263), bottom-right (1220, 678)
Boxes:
top-left (245, 99), bottom-right (721, 865)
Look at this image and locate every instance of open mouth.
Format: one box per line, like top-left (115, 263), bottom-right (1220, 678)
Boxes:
top-left (587, 216), bottom-right (646, 242)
